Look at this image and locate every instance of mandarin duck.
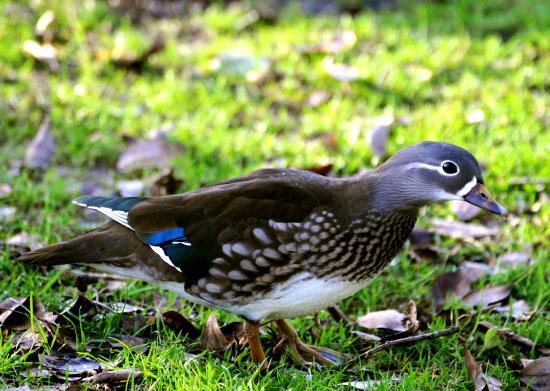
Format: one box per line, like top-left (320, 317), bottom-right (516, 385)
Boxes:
top-left (20, 142), bottom-right (507, 365)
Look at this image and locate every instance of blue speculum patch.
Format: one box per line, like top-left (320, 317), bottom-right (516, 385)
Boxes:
top-left (142, 227), bottom-right (188, 246)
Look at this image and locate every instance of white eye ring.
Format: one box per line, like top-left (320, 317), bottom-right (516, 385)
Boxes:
top-left (440, 160), bottom-right (460, 176)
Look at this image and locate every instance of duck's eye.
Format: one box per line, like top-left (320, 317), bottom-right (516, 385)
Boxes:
top-left (441, 161), bottom-right (458, 174)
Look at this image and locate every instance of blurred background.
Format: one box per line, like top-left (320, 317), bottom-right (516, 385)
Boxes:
top-left (0, 0), bottom-right (548, 388)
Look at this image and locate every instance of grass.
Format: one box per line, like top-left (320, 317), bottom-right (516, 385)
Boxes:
top-left (0, 0), bottom-right (548, 389)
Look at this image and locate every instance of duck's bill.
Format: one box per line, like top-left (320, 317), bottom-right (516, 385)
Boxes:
top-left (464, 183), bottom-right (508, 216)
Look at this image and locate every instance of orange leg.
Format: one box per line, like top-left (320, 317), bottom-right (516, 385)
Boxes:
top-left (275, 319), bottom-right (344, 366)
top-left (244, 321), bottom-right (267, 367)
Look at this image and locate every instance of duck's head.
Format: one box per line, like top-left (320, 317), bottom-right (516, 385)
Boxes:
top-left (375, 141), bottom-right (507, 216)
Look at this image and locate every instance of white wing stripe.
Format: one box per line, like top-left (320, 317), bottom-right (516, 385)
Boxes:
top-left (150, 245), bottom-right (182, 272)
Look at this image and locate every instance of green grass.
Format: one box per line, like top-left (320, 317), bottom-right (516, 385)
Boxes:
top-left (1, 0), bottom-right (549, 389)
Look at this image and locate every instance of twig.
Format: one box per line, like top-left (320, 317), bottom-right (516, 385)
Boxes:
top-left (347, 325), bottom-right (460, 365)
top-left (478, 321), bottom-right (550, 355)
top-left (82, 368), bottom-right (143, 383)
top-left (327, 306), bottom-right (353, 328)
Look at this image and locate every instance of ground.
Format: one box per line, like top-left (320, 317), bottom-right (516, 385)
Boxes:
top-left (0, 0), bottom-right (548, 389)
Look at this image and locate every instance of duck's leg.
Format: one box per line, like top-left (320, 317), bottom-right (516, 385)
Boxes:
top-left (244, 321), bottom-right (267, 367)
top-left (274, 319), bottom-right (345, 366)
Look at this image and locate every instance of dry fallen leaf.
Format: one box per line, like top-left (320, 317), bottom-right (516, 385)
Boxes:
top-left (520, 357), bottom-right (550, 390)
top-left (430, 218), bottom-right (499, 239)
top-left (0, 183), bottom-right (12, 198)
top-left (356, 309), bottom-right (408, 332)
top-left (7, 232), bottom-right (43, 251)
top-left (307, 91), bottom-right (331, 108)
top-left (0, 296), bottom-right (46, 330)
top-left (162, 310), bottom-right (201, 339)
top-left (370, 116), bottom-right (394, 158)
top-left (462, 284), bottom-right (512, 308)
top-left (12, 329), bottom-right (44, 351)
top-left (35, 10), bottom-right (55, 38)
top-left (147, 168), bottom-right (184, 196)
top-left (112, 34), bottom-right (165, 70)
top-left (22, 40), bottom-right (59, 71)
top-left (451, 200), bottom-right (482, 221)
top-left (305, 164), bottom-right (334, 176)
top-left (116, 132), bottom-right (185, 173)
top-left (432, 264), bottom-right (488, 309)
top-left (24, 116), bottom-right (55, 170)
top-left (462, 341), bottom-right (503, 391)
top-left (204, 313), bottom-right (232, 353)
top-left (492, 300), bottom-right (534, 321)
top-left (302, 30), bottom-right (357, 54)
top-left (466, 108), bottom-right (486, 124)
top-left (40, 354), bottom-right (103, 381)
top-left (496, 249), bottom-right (532, 270)
top-left (0, 206), bottom-right (16, 220)
top-left (352, 331), bottom-right (381, 342)
top-left (409, 227), bottom-right (435, 247)
top-left (322, 57), bottom-right (360, 81)
top-left (339, 376), bottom-right (402, 390)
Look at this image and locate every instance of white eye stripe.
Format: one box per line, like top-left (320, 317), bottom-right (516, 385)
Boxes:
top-left (456, 176), bottom-right (477, 196)
top-left (404, 162), bottom-right (460, 176)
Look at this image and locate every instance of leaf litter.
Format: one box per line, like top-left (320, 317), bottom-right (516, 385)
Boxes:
top-left (461, 340), bottom-right (503, 391)
top-left (116, 131), bottom-right (185, 173)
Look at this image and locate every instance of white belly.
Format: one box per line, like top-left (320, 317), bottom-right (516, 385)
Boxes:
top-left (223, 272), bottom-right (369, 321)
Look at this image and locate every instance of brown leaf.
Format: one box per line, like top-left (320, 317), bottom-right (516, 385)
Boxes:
top-left (305, 164), bottom-right (333, 176)
top-left (7, 232), bottom-right (43, 251)
top-left (203, 313), bottom-right (231, 353)
top-left (430, 219), bottom-right (499, 239)
top-left (112, 34), bottom-right (165, 70)
top-left (356, 309), bottom-right (408, 332)
top-left (409, 227), bottom-right (435, 247)
top-left (323, 57), bottom-right (360, 81)
top-left (497, 249), bottom-right (532, 270)
top-left (147, 168), bottom-right (184, 196)
top-left (22, 40), bottom-right (59, 71)
top-left (116, 132), bottom-right (185, 173)
top-left (35, 10), bottom-right (55, 38)
top-left (520, 357), bottom-right (550, 390)
top-left (492, 300), bottom-right (534, 321)
top-left (162, 311), bottom-right (201, 339)
top-left (462, 284), bottom-right (512, 308)
top-left (24, 116), bottom-right (55, 170)
top-left (370, 116), bottom-right (393, 158)
top-left (0, 183), bottom-right (12, 197)
top-left (411, 246), bottom-right (444, 263)
top-left (83, 368), bottom-right (143, 384)
top-left (307, 91), bottom-right (331, 108)
top-left (107, 333), bottom-right (145, 348)
top-left (432, 264), bottom-right (488, 309)
top-left (302, 30), bottom-right (357, 54)
top-left (451, 200), bottom-right (482, 221)
top-left (0, 206), bottom-right (16, 221)
top-left (60, 295), bottom-right (99, 320)
top-left (479, 321), bottom-right (550, 355)
top-left (352, 331), bottom-right (381, 342)
top-left (462, 341), bottom-right (503, 391)
top-left (0, 296), bottom-right (45, 330)
top-left (12, 329), bottom-right (44, 351)
top-left (220, 322), bottom-right (246, 346)
top-left (40, 353), bottom-right (103, 381)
